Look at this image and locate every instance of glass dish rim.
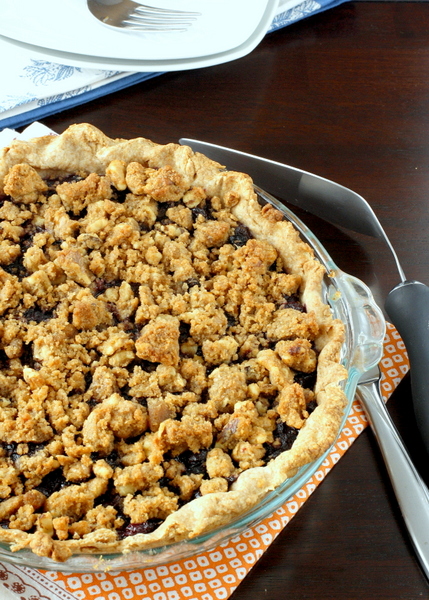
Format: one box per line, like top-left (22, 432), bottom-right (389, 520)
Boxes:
top-left (0, 186), bottom-right (386, 572)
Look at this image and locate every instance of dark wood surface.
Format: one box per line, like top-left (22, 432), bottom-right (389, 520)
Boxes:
top-left (42, 2), bottom-right (429, 597)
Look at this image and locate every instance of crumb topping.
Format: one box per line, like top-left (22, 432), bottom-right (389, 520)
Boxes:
top-left (0, 125), bottom-right (347, 561)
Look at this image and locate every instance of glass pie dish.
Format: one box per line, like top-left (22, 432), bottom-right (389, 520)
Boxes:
top-left (0, 185), bottom-right (386, 572)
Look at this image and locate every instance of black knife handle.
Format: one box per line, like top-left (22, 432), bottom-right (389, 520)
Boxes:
top-left (385, 280), bottom-right (429, 456)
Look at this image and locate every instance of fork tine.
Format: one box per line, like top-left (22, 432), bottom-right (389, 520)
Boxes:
top-left (133, 4), bottom-right (201, 16)
top-left (126, 15), bottom-right (192, 27)
top-left (123, 23), bottom-right (188, 30)
top-left (133, 14), bottom-right (198, 23)
top-left (88, 0), bottom-right (200, 32)
top-left (123, 21), bottom-right (188, 31)
top-left (123, 13), bottom-right (189, 30)
top-left (126, 6), bottom-right (197, 28)
top-left (131, 11), bottom-right (197, 23)
top-left (132, 10), bottom-right (198, 23)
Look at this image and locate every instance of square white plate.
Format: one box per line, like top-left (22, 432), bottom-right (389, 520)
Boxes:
top-left (0, 0), bottom-right (275, 62)
top-left (0, 0), bottom-right (283, 72)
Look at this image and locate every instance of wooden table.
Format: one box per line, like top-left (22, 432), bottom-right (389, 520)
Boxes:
top-left (42, 2), bottom-right (429, 597)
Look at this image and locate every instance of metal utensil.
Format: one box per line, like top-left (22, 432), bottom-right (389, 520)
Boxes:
top-left (357, 366), bottom-right (429, 580)
top-left (87, 0), bottom-right (200, 31)
top-left (180, 138), bottom-right (429, 457)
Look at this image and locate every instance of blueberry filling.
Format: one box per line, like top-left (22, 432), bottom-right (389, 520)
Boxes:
top-left (23, 307), bottom-right (54, 323)
top-left (36, 469), bottom-right (69, 497)
top-left (278, 293), bottom-right (306, 312)
top-left (0, 259), bottom-right (28, 279)
top-left (306, 399), bottom-right (318, 414)
top-left (177, 449), bottom-right (208, 476)
top-left (191, 205), bottom-right (212, 221)
top-left (2, 442), bottom-right (20, 463)
top-left (228, 223), bottom-right (253, 247)
top-left (118, 518), bottom-right (163, 539)
top-left (184, 277), bottom-right (200, 289)
top-left (95, 488), bottom-right (124, 513)
top-left (179, 322), bottom-right (191, 344)
top-left (27, 442), bottom-right (48, 456)
top-left (264, 422), bottom-right (299, 461)
top-left (294, 370), bottom-right (317, 389)
top-left (91, 450), bottom-right (121, 468)
top-left (107, 302), bottom-right (121, 323)
top-left (157, 201), bottom-right (177, 221)
top-left (18, 343), bottom-right (39, 370)
top-left (226, 312), bottom-right (238, 328)
top-left (45, 175), bottom-right (83, 192)
top-left (92, 278), bottom-right (121, 297)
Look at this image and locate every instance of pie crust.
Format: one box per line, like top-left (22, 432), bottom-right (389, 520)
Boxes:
top-left (0, 124), bottom-right (347, 562)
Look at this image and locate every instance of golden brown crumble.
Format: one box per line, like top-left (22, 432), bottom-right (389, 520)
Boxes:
top-left (0, 124), bottom-right (347, 561)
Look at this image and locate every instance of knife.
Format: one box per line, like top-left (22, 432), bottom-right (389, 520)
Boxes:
top-left (179, 138), bottom-right (429, 460)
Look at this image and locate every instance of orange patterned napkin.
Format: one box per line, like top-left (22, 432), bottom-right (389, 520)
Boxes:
top-left (0, 323), bottom-right (409, 600)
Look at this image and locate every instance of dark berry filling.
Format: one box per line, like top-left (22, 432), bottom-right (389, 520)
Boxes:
top-left (118, 518), bottom-right (163, 539)
top-left (294, 370), bottom-right (317, 389)
top-left (264, 421), bottom-right (299, 461)
top-left (228, 224), bottom-right (253, 247)
top-left (36, 469), bottom-right (69, 497)
top-left (177, 449), bottom-right (208, 476)
top-left (278, 293), bottom-right (306, 312)
top-left (23, 307), bottom-right (54, 323)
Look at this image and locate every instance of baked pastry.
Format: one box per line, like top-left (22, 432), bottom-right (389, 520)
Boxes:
top-left (0, 124), bottom-right (347, 562)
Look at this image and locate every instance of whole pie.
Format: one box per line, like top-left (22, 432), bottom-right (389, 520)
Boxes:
top-left (0, 124), bottom-right (347, 562)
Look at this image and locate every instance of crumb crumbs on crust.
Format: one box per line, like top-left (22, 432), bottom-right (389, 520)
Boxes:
top-left (0, 124), bottom-right (347, 561)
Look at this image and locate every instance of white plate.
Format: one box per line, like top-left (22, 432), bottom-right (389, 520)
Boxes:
top-left (0, 0), bottom-right (281, 72)
top-left (0, 0), bottom-right (274, 62)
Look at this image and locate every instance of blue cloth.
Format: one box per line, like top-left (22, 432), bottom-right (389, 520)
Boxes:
top-left (0, 72), bottom-right (161, 131)
top-left (0, 0), bottom-right (348, 131)
top-left (270, 0), bottom-right (348, 32)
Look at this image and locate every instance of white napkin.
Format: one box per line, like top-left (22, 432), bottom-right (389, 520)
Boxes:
top-left (0, 562), bottom-right (77, 600)
top-left (0, 121), bottom-right (57, 145)
top-left (0, 580), bottom-right (17, 600)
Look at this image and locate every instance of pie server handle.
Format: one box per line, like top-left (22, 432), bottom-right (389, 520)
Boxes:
top-left (385, 280), bottom-right (429, 455)
top-left (358, 377), bottom-right (429, 580)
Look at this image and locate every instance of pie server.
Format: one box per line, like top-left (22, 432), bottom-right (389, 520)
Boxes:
top-left (179, 138), bottom-right (429, 578)
top-left (180, 138), bottom-right (429, 454)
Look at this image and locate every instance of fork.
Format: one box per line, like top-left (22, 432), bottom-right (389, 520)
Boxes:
top-left (357, 365), bottom-right (429, 579)
top-left (87, 0), bottom-right (201, 31)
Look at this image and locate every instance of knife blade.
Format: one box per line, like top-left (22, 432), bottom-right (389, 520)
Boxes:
top-left (179, 138), bottom-right (388, 242)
